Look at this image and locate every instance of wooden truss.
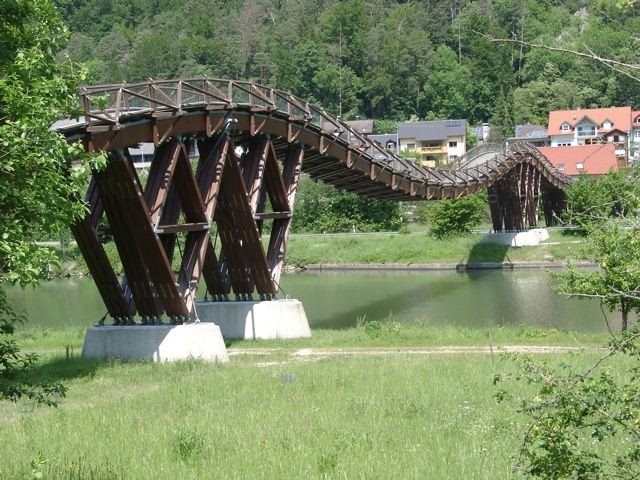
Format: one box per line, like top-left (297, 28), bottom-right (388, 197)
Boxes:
top-left (71, 134), bottom-right (303, 324)
top-left (488, 162), bottom-right (566, 232)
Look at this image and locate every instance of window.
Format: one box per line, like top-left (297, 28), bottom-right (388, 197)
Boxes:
top-left (635, 131), bottom-right (640, 140)
top-left (576, 163), bottom-right (584, 170)
top-left (557, 164), bottom-right (565, 171)
top-left (613, 135), bottom-right (620, 142)
top-left (406, 143), bottom-right (415, 151)
top-left (448, 141), bottom-right (457, 148)
top-left (561, 123), bottom-right (570, 132)
top-left (577, 125), bottom-right (596, 136)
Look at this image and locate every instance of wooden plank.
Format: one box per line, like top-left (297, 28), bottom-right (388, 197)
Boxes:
top-left (95, 153), bottom-right (163, 318)
top-left (70, 216), bottom-right (133, 320)
top-left (158, 182), bottom-right (181, 263)
top-left (254, 212), bottom-right (292, 220)
top-left (173, 143), bottom-right (207, 223)
top-left (216, 150), bottom-right (275, 296)
top-left (202, 238), bottom-right (230, 298)
top-left (241, 139), bottom-right (268, 212)
top-left (108, 150), bottom-right (188, 318)
top-left (266, 145), bottom-right (304, 286)
top-left (176, 135), bottom-right (229, 311)
top-left (143, 140), bottom-right (181, 226)
top-left (156, 222), bottom-right (209, 234)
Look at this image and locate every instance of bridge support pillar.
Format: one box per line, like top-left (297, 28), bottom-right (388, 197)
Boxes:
top-left (81, 323), bottom-right (229, 362)
top-left (195, 299), bottom-right (311, 340)
top-left (483, 228), bottom-right (549, 247)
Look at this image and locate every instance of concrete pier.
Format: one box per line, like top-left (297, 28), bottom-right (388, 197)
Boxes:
top-left (195, 299), bottom-right (311, 340)
top-left (81, 323), bottom-right (229, 362)
top-left (483, 228), bottom-right (550, 247)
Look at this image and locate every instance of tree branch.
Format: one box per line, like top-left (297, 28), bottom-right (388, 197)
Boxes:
top-left (475, 32), bottom-right (640, 82)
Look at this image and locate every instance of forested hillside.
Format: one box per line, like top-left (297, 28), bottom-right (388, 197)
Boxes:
top-left (56, 0), bottom-right (640, 134)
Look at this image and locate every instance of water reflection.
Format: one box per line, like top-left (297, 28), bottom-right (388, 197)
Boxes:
top-left (6, 270), bottom-right (623, 333)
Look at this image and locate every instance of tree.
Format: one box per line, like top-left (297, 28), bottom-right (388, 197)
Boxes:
top-left (513, 63), bottom-right (596, 125)
top-left (419, 45), bottom-right (473, 120)
top-left (428, 193), bottom-right (488, 239)
top-left (292, 176), bottom-right (403, 233)
top-left (557, 222), bottom-right (640, 331)
top-left (496, 167), bottom-right (640, 479)
top-left (365, 3), bottom-right (433, 119)
top-left (488, 87), bottom-right (515, 142)
top-left (0, 0), bottom-right (95, 405)
top-left (564, 170), bottom-right (640, 229)
top-left (557, 168), bottom-right (640, 331)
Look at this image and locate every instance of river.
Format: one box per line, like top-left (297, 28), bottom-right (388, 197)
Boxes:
top-left (6, 269), bottom-right (623, 332)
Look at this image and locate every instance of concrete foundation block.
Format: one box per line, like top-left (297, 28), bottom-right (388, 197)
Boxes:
top-left (483, 228), bottom-right (549, 247)
top-left (195, 299), bottom-right (311, 340)
top-left (81, 323), bottom-right (229, 362)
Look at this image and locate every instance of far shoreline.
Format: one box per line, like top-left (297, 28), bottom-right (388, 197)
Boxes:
top-left (303, 260), bottom-right (597, 272)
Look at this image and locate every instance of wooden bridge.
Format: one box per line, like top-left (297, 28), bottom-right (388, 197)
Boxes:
top-left (56, 78), bottom-right (571, 324)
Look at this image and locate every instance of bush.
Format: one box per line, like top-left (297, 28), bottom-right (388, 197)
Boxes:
top-left (428, 193), bottom-right (487, 239)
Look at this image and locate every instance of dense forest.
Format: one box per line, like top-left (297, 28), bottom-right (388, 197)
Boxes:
top-left (55, 0), bottom-right (640, 135)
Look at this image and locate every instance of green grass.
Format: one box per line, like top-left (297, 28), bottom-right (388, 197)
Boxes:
top-left (285, 229), bottom-right (586, 267)
top-left (14, 322), bottom-right (609, 357)
top-left (0, 344), bottom-right (607, 479)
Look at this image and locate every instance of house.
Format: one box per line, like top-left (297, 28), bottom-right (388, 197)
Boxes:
top-left (368, 134), bottom-right (397, 159)
top-left (128, 142), bottom-right (155, 163)
top-left (547, 106), bottom-right (632, 162)
top-left (397, 119), bottom-right (467, 167)
top-left (538, 144), bottom-right (619, 177)
top-left (507, 124), bottom-right (550, 147)
top-left (345, 119), bottom-right (374, 135)
top-left (471, 123), bottom-right (491, 144)
top-left (632, 110), bottom-right (640, 164)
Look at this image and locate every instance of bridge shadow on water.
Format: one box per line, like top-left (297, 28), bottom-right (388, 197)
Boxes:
top-left (464, 240), bottom-right (511, 266)
top-left (309, 276), bottom-right (473, 331)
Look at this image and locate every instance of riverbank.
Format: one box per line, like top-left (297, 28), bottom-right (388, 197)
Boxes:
top-left (305, 260), bottom-right (596, 271)
top-left (52, 228), bottom-right (587, 276)
top-left (285, 228), bottom-right (585, 267)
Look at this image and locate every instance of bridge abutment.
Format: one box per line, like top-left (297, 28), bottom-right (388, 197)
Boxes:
top-left (483, 228), bottom-right (550, 247)
top-left (195, 299), bottom-right (311, 340)
top-left (81, 323), bottom-right (229, 362)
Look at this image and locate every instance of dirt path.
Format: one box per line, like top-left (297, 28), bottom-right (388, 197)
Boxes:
top-left (228, 345), bottom-right (596, 366)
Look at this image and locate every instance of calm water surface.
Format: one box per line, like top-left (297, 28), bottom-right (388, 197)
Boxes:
top-left (6, 270), bottom-right (622, 332)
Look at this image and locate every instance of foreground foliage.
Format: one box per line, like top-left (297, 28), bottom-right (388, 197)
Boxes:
top-left (0, 0), bottom-right (94, 405)
top-left (502, 167), bottom-right (640, 478)
top-left (497, 329), bottom-right (640, 479)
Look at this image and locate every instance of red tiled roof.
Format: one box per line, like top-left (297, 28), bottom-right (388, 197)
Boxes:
top-left (548, 107), bottom-right (632, 136)
top-left (538, 144), bottom-right (618, 176)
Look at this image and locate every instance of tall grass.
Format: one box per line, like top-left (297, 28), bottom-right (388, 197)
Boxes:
top-left (1, 350), bottom-right (601, 479)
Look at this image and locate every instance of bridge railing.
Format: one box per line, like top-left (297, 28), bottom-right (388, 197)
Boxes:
top-left (74, 78), bottom-right (571, 190)
top-left (441, 143), bottom-right (504, 170)
top-left (78, 78), bottom-right (449, 183)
